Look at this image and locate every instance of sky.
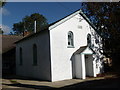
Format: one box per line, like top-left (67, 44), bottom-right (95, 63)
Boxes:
top-left (1, 2), bottom-right (82, 34)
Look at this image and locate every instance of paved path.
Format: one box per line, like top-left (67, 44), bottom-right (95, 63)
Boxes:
top-left (2, 74), bottom-right (119, 89)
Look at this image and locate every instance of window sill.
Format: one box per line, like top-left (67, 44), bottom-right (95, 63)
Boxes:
top-left (67, 46), bottom-right (75, 48)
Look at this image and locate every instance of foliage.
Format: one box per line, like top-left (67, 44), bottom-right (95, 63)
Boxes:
top-left (0, 0), bottom-right (6, 7)
top-left (13, 13), bottom-right (48, 35)
top-left (82, 2), bottom-right (120, 71)
top-left (0, 27), bottom-right (3, 34)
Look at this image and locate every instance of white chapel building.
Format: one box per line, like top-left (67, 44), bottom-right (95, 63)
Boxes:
top-left (15, 9), bottom-right (104, 82)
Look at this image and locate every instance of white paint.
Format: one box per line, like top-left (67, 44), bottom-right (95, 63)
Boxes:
top-left (49, 14), bottom-right (90, 81)
top-left (16, 30), bottom-right (51, 81)
top-left (16, 10), bottom-right (103, 82)
top-left (75, 54), bottom-right (82, 79)
top-left (81, 47), bottom-right (93, 54)
top-left (93, 60), bottom-right (97, 77)
top-left (81, 54), bottom-right (86, 79)
top-left (34, 20), bottom-right (37, 33)
top-left (49, 12), bottom-right (103, 81)
top-left (49, 10), bottom-right (82, 30)
top-left (74, 47), bottom-right (94, 79)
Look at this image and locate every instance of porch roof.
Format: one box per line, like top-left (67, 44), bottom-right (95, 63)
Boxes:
top-left (74, 46), bottom-right (94, 54)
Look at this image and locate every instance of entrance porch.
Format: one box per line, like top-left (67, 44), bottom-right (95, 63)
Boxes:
top-left (72, 46), bottom-right (96, 79)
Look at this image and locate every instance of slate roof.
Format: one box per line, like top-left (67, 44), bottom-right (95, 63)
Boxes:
top-left (1, 35), bottom-right (23, 54)
top-left (74, 46), bottom-right (87, 54)
top-left (74, 46), bottom-right (95, 54)
top-left (15, 28), bottom-right (48, 44)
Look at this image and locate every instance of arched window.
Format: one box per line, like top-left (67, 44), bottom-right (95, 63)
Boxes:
top-left (87, 34), bottom-right (91, 47)
top-left (19, 47), bottom-right (23, 65)
top-left (33, 44), bottom-right (37, 66)
top-left (68, 31), bottom-right (74, 47)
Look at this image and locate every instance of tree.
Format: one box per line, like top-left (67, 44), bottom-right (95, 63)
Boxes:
top-left (82, 2), bottom-right (120, 71)
top-left (0, 26), bottom-right (3, 34)
top-left (0, 0), bottom-right (6, 34)
top-left (0, 0), bottom-right (6, 7)
top-left (0, 29), bottom-right (3, 34)
top-left (13, 13), bottom-right (48, 35)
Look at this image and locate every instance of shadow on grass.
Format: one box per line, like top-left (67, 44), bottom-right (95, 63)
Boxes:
top-left (60, 77), bottom-right (120, 88)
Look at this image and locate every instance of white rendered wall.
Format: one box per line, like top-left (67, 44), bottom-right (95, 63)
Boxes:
top-left (90, 27), bottom-right (103, 74)
top-left (16, 11), bottom-right (103, 82)
top-left (75, 54), bottom-right (82, 79)
top-left (16, 30), bottom-right (51, 81)
top-left (49, 14), bottom-right (97, 81)
top-left (81, 47), bottom-right (95, 79)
